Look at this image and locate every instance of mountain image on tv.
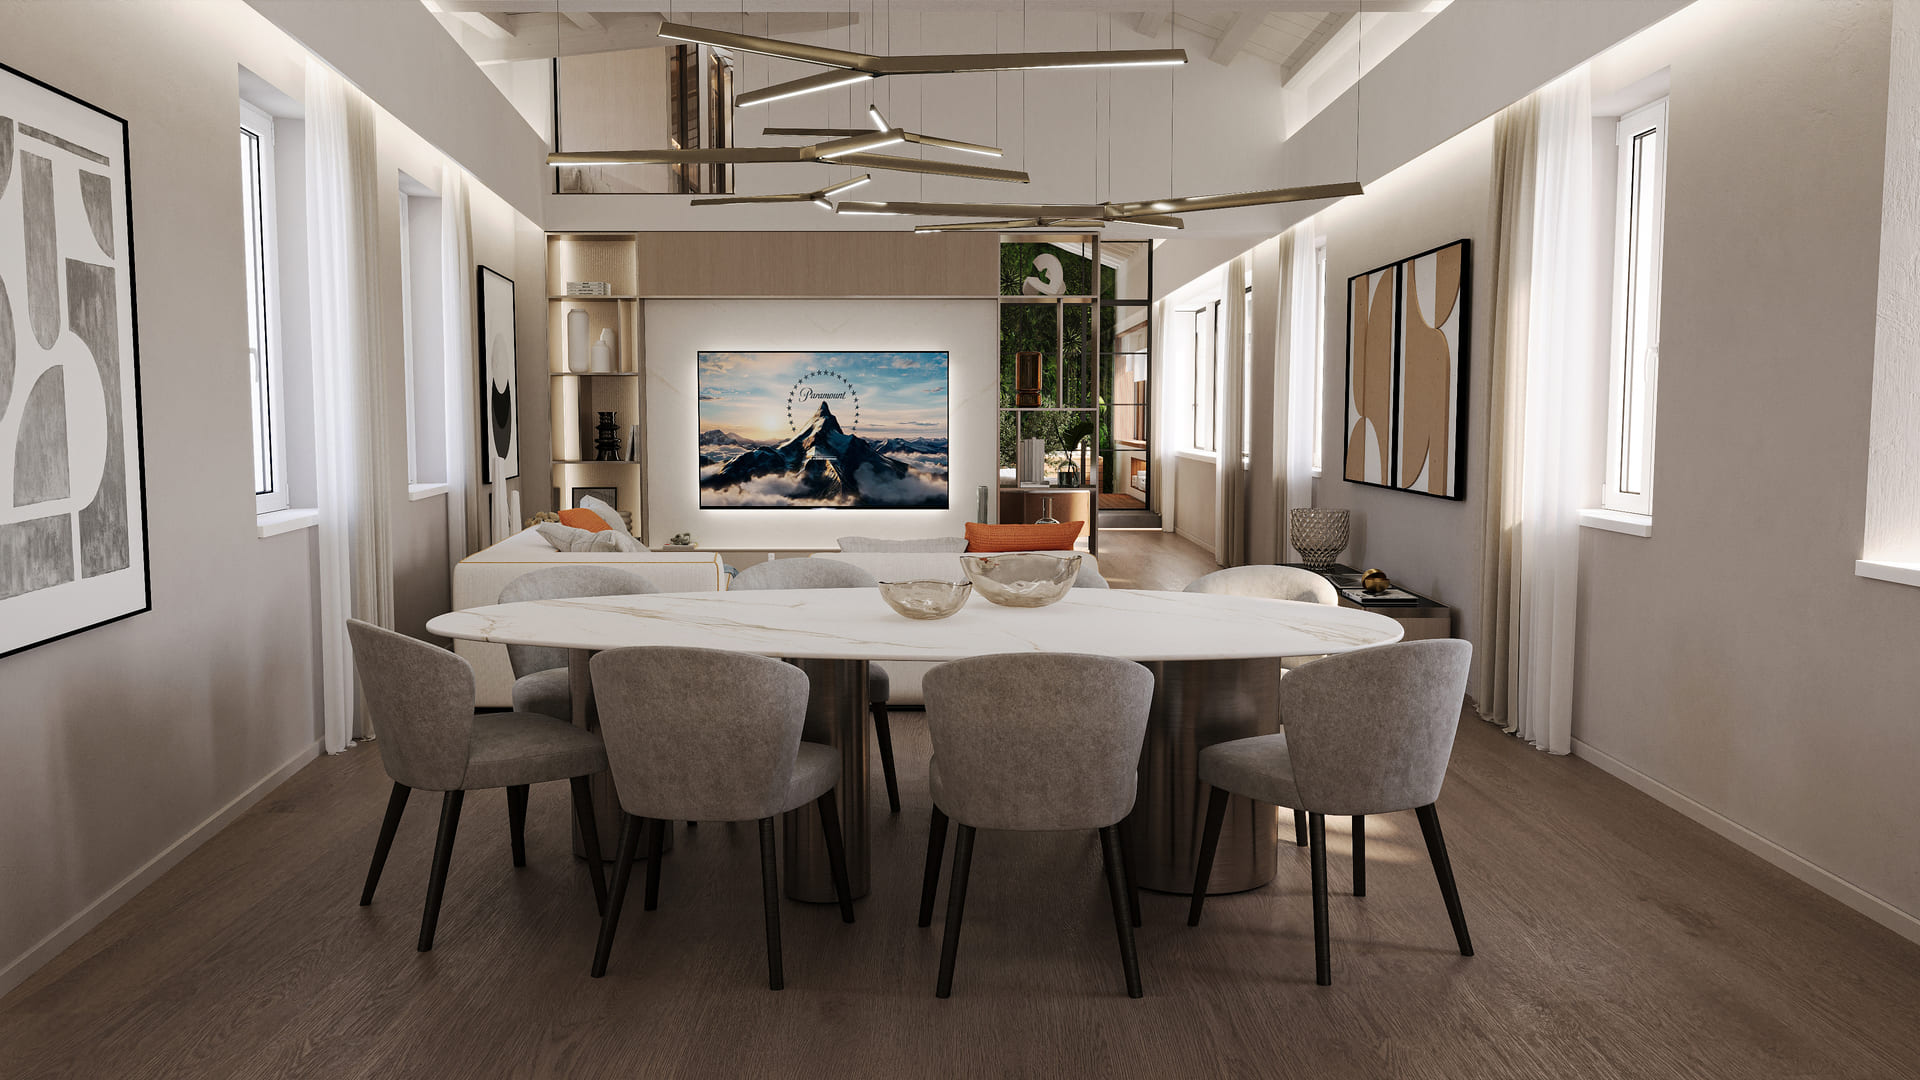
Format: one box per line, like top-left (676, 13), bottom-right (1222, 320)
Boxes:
top-left (697, 351), bottom-right (948, 509)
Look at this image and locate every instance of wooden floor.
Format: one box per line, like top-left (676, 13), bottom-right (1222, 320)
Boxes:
top-left (6, 533), bottom-right (1920, 1078)
top-left (1095, 527), bottom-right (1222, 591)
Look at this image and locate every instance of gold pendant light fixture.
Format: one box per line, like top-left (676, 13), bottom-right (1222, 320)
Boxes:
top-left (689, 174), bottom-right (872, 210)
top-left (547, 133), bottom-right (1029, 185)
top-left (764, 107), bottom-right (1005, 159)
top-left (654, 22), bottom-right (1187, 109)
top-left (833, 182), bottom-right (1368, 232)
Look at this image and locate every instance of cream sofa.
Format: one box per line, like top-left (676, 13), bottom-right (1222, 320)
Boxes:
top-left (452, 527), bottom-right (729, 706)
top-left (811, 549), bottom-right (1105, 706)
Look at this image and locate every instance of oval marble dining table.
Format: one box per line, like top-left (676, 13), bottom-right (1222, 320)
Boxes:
top-left (427, 588), bottom-right (1403, 903)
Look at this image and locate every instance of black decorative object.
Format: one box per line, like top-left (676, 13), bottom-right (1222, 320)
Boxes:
top-left (594, 412), bottom-right (622, 461)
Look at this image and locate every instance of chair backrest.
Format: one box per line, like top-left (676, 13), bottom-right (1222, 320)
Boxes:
top-left (731, 558), bottom-right (878, 591)
top-left (1073, 566), bottom-right (1111, 589)
top-left (497, 567), bottom-right (657, 678)
top-left (922, 652), bottom-right (1155, 832)
top-left (1185, 564), bottom-right (1337, 605)
top-left (1277, 639), bottom-right (1472, 816)
top-left (346, 619), bottom-right (475, 791)
top-left (589, 646), bottom-right (813, 821)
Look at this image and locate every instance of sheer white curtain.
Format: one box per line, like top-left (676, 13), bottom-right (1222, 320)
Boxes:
top-left (439, 163), bottom-right (476, 566)
top-left (308, 59), bottom-right (393, 751)
top-left (1215, 256), bottom-right (1250, 566)
top-left (1278, 219), bottom-right (1320, 561)
top-left (1478, 66), bottom-right (1594, 754)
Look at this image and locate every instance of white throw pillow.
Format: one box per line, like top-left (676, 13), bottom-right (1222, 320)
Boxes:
top-left (836, 536), bottom-right (969, 553)
top-left (536, 522), bottom-right (629, 553)
top-left (578, 495), bottom-right (631, 538)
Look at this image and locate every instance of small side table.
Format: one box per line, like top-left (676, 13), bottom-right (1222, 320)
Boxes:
top-left (1285, 563), bottom-right (1454, 641)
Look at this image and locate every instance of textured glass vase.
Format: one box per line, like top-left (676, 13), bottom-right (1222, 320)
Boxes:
top-left (1289, 508), bottom-right (1350, 570)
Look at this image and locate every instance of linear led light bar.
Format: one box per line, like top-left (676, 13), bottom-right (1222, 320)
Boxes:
top-left (767, 122), bottom-right (1004, 158)
top-left (658, 22), bottom-right (1186, 108)
top-left (835, 180), bottom-right (1364, 227)
top-left (549, 144), bottom-right (1028, 184)
top-left (688, 174), bottom-right (872, 209)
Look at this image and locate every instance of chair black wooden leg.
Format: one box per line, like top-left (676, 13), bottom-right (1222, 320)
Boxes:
top-left (1309, 812), bottom-right (1331, 986)
top-left (919, 807), bottom-right (949, 927)
top-left (591, 813), bottom-right (643, 978)
top-left (1099, 826), bottom-right (1145, 998)
top-left (643, 818), bottom-right (665, 912)
top-left (418, 790), bottom-right (465, 952)
top-left (935, 824), bottom-right (976, 998)
top-left (569, 776), bottom-right (608, 917)
top-left (1294, 808), bottom-right (1308, 847)
top-left (817, 792), bottom-right (856, 924)
top-left (1187, 786), bottom-right (1230, 927)
top-left (871, 701), bottom-right (901, 814)
top-left (758, 817), bottom-right (784, 991)
top-left (360, 782), bottom-right (410, 906)
top-left (505, 785), bottom-right (528, 868)
top-left (1416, 804), bottom-right (1474, 957)
top-left (1353, 815), bottom-right (1366, 897)
top-left (1117, 815), bottom-right (1142, 928)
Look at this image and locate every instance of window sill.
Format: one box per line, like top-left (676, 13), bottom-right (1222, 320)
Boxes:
top-left (1175, 449), bottom-right (1218, 465)
top-left (256, 508), bottom-right (318, 538)
top-left (1578, 508), bottom-right (1653, 537)
top-left (408, 482), bottom-right (451, 502)
top-left (1855, 560), bottom-right (1920, 589)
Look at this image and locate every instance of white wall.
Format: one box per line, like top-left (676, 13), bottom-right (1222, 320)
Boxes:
top-left (1572, 0), bottom-right (1920, 937)
top-left (1310, 118), bottom-right (1496, 694)
top-left (0, 0), bottom-right (543, 994)
top-left (643, 299), bottom-right (996, 549)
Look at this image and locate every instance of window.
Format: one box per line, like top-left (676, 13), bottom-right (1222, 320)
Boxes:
top-left (240, 101), bottom-right (288, 515)
top-left (1191, 303), bottom-right (1218, 452)
top-left (398, 177), bottom-right (447, 495)
top-left (1312, 242), bottom-right (1328, 475)
top-left (1242, 284), bottom-right (1253, 466)
top-left (1601, 99), bottom-right (1668, 517)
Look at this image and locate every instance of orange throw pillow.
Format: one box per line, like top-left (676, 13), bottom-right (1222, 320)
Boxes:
top-left (557, 508), bottom-right (612, 533)
top-left (965, 521), bottom-right (1084, 552)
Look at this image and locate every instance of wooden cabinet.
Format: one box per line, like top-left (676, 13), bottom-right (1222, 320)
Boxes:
top-left (998, 486), bottom-right (1097, 549)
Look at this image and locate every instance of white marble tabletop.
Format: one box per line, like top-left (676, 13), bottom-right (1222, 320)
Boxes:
top-left (426, 588), bottom-right (1405, 663)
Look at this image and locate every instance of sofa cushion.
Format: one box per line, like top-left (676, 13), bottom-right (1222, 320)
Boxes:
top-left (557, 508), bottom-right (612, 533)
top-left (965, 521), bottom-right (1084, 552)
top-left (537, 522), bottom-right (628, 552)
top-left (837, 535), bottom-right (969, 553)
top-left (579, 495), bottom-right (640, 543)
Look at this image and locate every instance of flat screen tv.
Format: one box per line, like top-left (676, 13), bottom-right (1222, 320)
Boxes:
top-left (697, 351), bottom-right (949, 509)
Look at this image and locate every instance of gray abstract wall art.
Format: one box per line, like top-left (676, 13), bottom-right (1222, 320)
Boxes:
top-left (476, 265), bottom-right (518, 482)
top-left (0, 61), bottom-right (148, 658)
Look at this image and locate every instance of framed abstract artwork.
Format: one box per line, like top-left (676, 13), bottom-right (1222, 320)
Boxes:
top-left (697, 350), bottom-right (949, 509)
top-left (477, 265), bottom-right (519, 482)
top-left (0, 61), bottom-right (151, 658)
top-left (1342, 239), bottom-right (1471, 500)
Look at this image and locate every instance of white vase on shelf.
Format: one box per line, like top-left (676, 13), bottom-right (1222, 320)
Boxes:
top-left (566, 308), bottom-right (590, 374)
top-left (590, 328), bottom-right (614, 373)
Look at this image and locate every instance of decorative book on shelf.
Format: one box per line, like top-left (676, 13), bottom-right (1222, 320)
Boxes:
top-left (1338, 586), bottom-right (1422, 606)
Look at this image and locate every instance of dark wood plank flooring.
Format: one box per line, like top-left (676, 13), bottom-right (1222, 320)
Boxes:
top-left (4, 708), bottom-right (1919, 1079)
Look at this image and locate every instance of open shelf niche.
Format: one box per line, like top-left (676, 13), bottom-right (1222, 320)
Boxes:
top-left (547, 233), bottom-right (647, 541)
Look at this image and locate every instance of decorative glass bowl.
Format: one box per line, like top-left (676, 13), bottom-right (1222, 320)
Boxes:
top-left (877, 579), bottom-right (972, 620)
top-left (960, 553), bottom-right (1081, 608)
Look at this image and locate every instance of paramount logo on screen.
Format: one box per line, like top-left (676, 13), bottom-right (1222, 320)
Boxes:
top-left (797, 387), bottom-right (849, 401)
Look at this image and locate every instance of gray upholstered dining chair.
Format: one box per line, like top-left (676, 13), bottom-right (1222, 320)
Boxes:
top-left (586, 646), bottom-right (855, 989)
top-left (918, 652), bottom-right (1156, 998)
top-left (346, 619), bottom-right (610, 952)
top-left (499, 567), bottom-right (658, 722)
top-left (1186, 563), bottom-right (1340, 847)
top-left (1186, 639), bottom-right (1475, 986)
top-left (730, 557), bottom-right (902, 814)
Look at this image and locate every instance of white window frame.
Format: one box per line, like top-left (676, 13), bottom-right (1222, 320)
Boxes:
top-left (1312, 241), bottom-right (1328, 476)
top-left (1241, 284), bottom-right (1254, 467)
top-left (1600, 98), bottom-right (1668, 518)
top-left (241, 100), bottom-right (290, 516)
top-left (1191, 302), bottom-right (1219, 454)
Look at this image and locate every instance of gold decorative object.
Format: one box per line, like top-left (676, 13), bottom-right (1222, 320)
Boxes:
top-left (1362, 569), bottom-right (1393, 594)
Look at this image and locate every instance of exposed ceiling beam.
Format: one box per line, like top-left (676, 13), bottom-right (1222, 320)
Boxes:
top-left (459, 11), bottom-right (861, 64)
top-left (563, 10), bottom-right (604, 32)
top-left (1279, 11), bottom-right (1353, 83)
top-left (458, 10), bottom-right (518, 40)
top-left (1209, 10), bottom-right (1262, 65)
top-left (1133, 10), bottom-right (1168, 38)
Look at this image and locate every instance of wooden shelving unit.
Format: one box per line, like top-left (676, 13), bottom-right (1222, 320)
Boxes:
top-left (547, 234), bottom-right (648, 543)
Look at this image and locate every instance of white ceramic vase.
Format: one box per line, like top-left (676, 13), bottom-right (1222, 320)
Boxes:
top-left (590, 328), bottom-right (614, 373)
top-left (566, 309), bottom-right (590, 373)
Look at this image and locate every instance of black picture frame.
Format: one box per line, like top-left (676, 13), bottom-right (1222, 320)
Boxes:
top-left (571, 486), bottom-right (617, 510)
top-left (0, 59), bottom-right (152, 660)
top-left (476, 265), bottom-right (519, 482)
top-left (1340, 238), bottom-right (1471, 501)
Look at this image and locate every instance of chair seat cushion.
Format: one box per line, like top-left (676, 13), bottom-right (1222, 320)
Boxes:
top-left (462, 712), bottom-right (609, 790)
top-left (783, 741), bottom-right (841, 811)
top-left (870, 663), bottom-right (890, 703)
top-left (512, 667), bottom-right (572, 721)
top-left (1197, 733), bottom-right (1302, 811)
